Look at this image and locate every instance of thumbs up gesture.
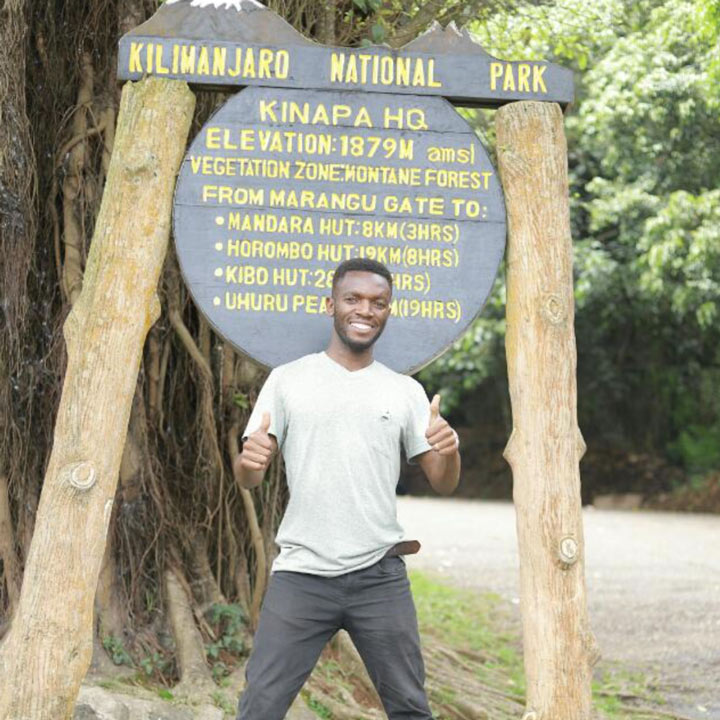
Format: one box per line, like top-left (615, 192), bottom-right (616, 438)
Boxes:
top-left (239, 411), bottom-right (275, 472)
top-left (425, 395), bottom-right (459, 456)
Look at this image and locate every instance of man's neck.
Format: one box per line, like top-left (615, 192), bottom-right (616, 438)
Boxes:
top-left (325, 337), bottom-right (374, 372)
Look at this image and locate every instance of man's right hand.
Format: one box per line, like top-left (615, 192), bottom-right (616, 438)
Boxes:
top-left (234, 412), bottom-right (275, 487)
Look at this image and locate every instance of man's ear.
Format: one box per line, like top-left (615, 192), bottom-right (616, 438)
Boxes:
top-left (326, 295), bottom-right (335, 316)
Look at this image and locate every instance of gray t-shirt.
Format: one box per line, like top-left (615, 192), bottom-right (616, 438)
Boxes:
top-left (243, 352), bottom-right (432, 576)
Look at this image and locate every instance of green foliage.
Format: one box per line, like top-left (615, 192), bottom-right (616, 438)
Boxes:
top-left (695, 0), bottom-right (720, 88)
top-left (138, 652), bottom-right (172, 680)
top-left (421, 0), bottom-right (720, 483)
top-left (639, 190), bottom-right (720, 329)
top-left (409, 571), bottom-right (525, 693)
top-left (669, 422), bottom-right (720, 474)
top-left (302, 693), bottom-right (333, 719)
top-left (232, 392), bottom-right (250, 410)
top-left (102, 635), bottom-right (134, 667)
top-left (419, 275), bottom-right (506, 416)
top-left (352, 0), bottom-right (382, 13)
top-left (210, 689), bottom-right (238, 715)
top-left (205, 603), bottom-right (248, 681)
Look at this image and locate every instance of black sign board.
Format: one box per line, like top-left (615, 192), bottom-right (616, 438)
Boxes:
top-left (118, 0), bottom-right (574, 109)
top-left (173, 87), bottom-right (505, 373)
top-left (120, 0), bottom-right (573, 372)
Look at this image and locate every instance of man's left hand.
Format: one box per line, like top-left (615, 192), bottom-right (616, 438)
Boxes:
top-left (425, 394), bottom-right (459, 456)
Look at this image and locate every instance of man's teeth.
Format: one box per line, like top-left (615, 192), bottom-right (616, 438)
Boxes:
top-left (350, 322), bottom-right (372, 330)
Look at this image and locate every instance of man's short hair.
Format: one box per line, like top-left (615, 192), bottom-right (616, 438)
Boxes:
top-left (332, 258), bottom-right (393, 294)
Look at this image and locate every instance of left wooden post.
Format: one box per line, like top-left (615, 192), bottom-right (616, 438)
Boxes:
top-left (0, 77), bottom-right (195, 720)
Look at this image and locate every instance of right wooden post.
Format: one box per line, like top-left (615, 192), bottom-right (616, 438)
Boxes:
top-left (496, 101), bottom-right (599, 720)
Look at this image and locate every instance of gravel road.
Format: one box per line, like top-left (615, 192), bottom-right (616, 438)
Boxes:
top-left (396, 497), bottom-right (720, 719)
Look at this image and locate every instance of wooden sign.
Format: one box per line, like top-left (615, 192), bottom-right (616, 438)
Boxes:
top-left (117, 0), bottom-right (574, 109)
top-left (119, 0), bottom-right (575, 372)
top-left (173, 87), bottom-right (506, 373)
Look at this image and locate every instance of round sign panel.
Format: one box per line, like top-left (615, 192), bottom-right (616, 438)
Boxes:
top-left (174, 86), bottom-right (505, 374)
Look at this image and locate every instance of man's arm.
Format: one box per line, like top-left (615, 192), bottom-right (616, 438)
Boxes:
top-left (233, 412), bottom-right (278, 489)
top-left (416, 395), bottom-right (460, 496)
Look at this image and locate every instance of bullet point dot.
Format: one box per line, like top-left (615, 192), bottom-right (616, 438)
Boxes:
top-left (215, 242), bottom-right (223, 251)
top-left (215, 216), bottom-right (224, 226)
top-left (214, 268), bottom-right (223, 278)
top-left (213, 297), bottom-right (221, 307)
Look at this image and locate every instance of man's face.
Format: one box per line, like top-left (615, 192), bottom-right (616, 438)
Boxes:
top-left (327, 271), bottom-right (392, 353)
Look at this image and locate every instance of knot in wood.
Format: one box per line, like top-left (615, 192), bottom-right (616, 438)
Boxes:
top-left (541, 292), bottom-right (567, 325)
top-left (62, 460), bottom-right (97, 491)
top-left (559, 535), bottom-right (579, 565)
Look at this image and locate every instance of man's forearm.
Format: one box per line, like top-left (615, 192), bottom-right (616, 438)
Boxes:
top-left (425, 451), bottom-right (461, 495)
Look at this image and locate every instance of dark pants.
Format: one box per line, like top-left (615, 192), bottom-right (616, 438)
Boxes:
top-left (236, 556), bottom-right (434, 719)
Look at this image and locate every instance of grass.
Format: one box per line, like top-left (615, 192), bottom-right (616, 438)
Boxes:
top-left (99, 570), bottom-right (677, 720)
top-left (409, 570), bottom-right (526, 697)
top-left (409, 570), bottom-right (674, 720)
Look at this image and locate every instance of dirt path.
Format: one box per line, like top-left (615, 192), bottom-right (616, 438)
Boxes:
top-left (397, 497), bottom-right (720, 719)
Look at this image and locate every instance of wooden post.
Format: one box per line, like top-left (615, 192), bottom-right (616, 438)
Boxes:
top-left (496, 101), bottom-right (599, 720)
top-left (0, 77), bottom-right (195, 720)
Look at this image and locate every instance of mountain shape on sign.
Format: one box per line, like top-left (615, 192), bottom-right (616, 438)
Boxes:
top-left (127, 0), bottom-right (314, 44)
top-left (124, 0), bottom-right (490, 55)
top-left (405, 21), bottom-right (495, 57)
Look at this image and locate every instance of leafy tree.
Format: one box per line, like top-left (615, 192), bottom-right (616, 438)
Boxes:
top-left (422, 0), bottom-right (720, 479)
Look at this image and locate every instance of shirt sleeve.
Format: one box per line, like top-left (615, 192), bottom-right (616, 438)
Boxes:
top-left (242, 369), bottom-right (287, 448)
top-left (403, 377), bottom-right (433, 463)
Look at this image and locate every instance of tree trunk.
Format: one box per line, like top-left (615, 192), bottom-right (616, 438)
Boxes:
top-left (0, 0), bottom-right (36, 624)
top-left (495, 101), bottom-right (599, 720)
top-left (0, 476), bottom-right (21, 615)
top-left (0, 77), bottom-right (195, 720)
top-left (165, 565), bottom-right (214, 692)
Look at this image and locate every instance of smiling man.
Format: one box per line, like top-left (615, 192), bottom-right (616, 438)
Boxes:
top-left (233, 257), bottom-right (461, 719)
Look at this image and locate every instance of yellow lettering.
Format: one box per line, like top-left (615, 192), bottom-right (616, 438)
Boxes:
top-left (205, 128), bottom-right (220, 150)
top-left (243, 47), bottom-right (256, 76)
top-left (172, 44), bottom-right (180, 73)
top-left (489, 62), bottom-right (503, 91)
top-left (155, 44), bottom-right (169, 74)
top-left (222, 129), bottom-right (238, 150)
top-left (412, 60), bottom-right (425, 87)
top-left (406, 109), bottom-right (427, 131)
top-left (212, 46), bottom-right (227, 76)
top-left (197, 46), bottom-right (210, 75)
top-left (258, 48), bottom-right (273, 77)
top-left (330, 52), bottom-right (345, 82)
top-left (371, 56), bottom-right (379, 85)
top-left (518, 63), bottom-right (531, 92)
top-left (396, 57), bottom-right (410, 86)
top-left (354, 107), bottom-right (372, 128)
top-left (181, 45), bottom-right (196, 74)
top-left (427, 59), bottom-right (441, 87)
top-left (533, 65), bottom-right (547, 93)
top-left (384, 107), bottom-right (403, 128)
top-left (503, 64), bottom-right (515, 91)
top-left (146, 42), bottom-right (154, 73)
top-left (276, 50), bottom-right (290, 79)
top-left (239, 129), bottom-right (255, 151)
top-left (229, 48), bottom-right (242, 77)
top-left (129, 42), bottom-right (143, 73)
top-left (313, 104), bottom-right (330, 125)
top-left (345, 55), bottom-right (358, 83)
top-left (380, 56), bottom-right (393, 85)
top-left (332, 105), bottom-right (351, 123)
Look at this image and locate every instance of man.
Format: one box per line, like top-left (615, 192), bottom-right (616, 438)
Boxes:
top-left (234, 257), bottom-right (460, 719)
